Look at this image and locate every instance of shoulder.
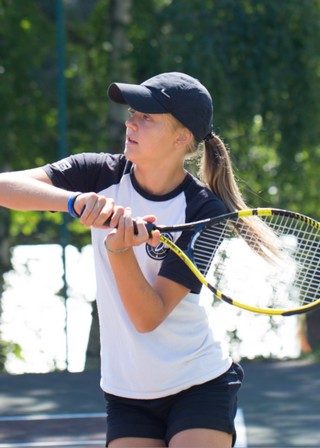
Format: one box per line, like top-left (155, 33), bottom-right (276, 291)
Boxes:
top-left (51, 152), bottom-right (127, 172)
top-left (184, 173), bottom-right (228, 221)
top-left (44, 152), bottom-right (130, 193)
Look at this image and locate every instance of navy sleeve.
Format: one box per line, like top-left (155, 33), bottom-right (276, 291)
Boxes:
top-left (158, 187), bottom-right (228, 293)
top-left (43, 152), bottom-right (128, 193)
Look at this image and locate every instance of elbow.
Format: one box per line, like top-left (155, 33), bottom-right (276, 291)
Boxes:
top-left (136, 327), bottom-right (153, 334)
top-left (134, 318), bottom-right (163, 333)
top-left (128, 295), bottom-right (169, 333)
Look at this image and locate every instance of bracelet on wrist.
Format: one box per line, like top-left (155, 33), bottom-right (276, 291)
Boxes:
top-left (104, 241), bottom-right (129, 254)
top-left (67, 192), bottom-right (82, 218)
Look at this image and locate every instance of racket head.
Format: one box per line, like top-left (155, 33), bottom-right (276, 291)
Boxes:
top-left (169, 208), bottom-right (320, 316)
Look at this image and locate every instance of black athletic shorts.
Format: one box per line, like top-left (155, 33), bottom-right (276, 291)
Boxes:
top-left (104, 362), bottom-right (244, 446)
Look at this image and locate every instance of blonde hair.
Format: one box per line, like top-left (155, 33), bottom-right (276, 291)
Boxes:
top-left (167, 114), bottom-right (246, 210)
top-left (181, 129), bottom-right (247, 212)
top-left (182, 128), bottom-right (280, 260)
top-left (199, 134), bottom-right (247, 212)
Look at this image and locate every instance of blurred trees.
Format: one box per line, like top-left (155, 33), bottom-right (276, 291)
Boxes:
top-left (2, 0), bottom-right (319, 222)
top-left (129, 0), bottom-right (320, 215)
top-left (0, 0), bottom-right (319, 368)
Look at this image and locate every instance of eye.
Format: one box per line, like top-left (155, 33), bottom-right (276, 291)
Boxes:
top-left (142, 113), bottom-right (151, 120)
top-left (127, 108), bottom-right (135, 117)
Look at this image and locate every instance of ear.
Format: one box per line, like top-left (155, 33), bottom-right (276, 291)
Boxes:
top-left (174, 128), bottom-right (193, 147)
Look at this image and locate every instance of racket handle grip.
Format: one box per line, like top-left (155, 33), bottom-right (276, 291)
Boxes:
top-left (103, 218), bottom-right (155, 236)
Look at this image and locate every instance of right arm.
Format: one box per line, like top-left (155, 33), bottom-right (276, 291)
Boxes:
top-left (0, 167), bottom-right (115, 227)
top-left (0, 167), bottom-right (71, 212)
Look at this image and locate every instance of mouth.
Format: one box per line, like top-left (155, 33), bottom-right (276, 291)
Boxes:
top-left (126, 136), bottom-right (138, 145)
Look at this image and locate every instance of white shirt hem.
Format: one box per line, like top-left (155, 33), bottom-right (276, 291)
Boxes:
top-left (100, 359), bottom-right (233, 399)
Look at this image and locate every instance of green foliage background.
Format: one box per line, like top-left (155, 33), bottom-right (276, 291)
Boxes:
top-left (1, 0), bottom-right (319, 245)
top-left (1, 0), bottom-right (319, 247)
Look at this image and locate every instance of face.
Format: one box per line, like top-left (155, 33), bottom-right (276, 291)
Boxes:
top-left (124, 108), bottom-right (181, 164)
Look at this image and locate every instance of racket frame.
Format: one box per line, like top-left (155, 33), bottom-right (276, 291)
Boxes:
top-left (155, 208), bottom-right (320, 316)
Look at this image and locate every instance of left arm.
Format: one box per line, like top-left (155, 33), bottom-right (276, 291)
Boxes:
top-left (105, 209), bottom-right (189, 332)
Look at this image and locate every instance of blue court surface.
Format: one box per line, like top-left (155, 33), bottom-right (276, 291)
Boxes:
top-left (0, 360), bottom-right (319, 447)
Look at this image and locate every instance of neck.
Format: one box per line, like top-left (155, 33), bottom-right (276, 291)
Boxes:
top-left (133, 164), bottom-right (187, 196)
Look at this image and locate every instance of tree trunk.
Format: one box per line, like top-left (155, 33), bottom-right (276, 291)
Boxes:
top-left (85, 0), bottom-right (132, 370)
top-left (107, 0), bottom-right (133, 152)
top-left (306, 310), bottom-right (320, 352)
top-left (0, 207), bottom-right (13, 372)
top-left (84, 300), bottom-right (100, 370)
top-left (302, 267), bottom-right (320, 353)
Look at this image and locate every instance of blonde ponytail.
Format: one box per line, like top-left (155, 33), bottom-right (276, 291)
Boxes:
top-left (198, 134), bottom-right (280, 259)
top-left (199, 134), bottom-right (247, 212)
top-left (170, 114), bottom-right (247, 212)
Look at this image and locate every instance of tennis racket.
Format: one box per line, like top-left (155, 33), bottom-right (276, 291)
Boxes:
top-left (143, 208), bottom-right (320, 316)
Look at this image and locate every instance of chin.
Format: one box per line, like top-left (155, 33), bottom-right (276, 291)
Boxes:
top-left (124, 147), bottom-right (137, 162)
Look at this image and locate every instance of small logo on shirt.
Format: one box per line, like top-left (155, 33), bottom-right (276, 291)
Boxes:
top-left (52, 159), bottom-right (72, 171)
top-left (145, 232), bottom-right (173, 260)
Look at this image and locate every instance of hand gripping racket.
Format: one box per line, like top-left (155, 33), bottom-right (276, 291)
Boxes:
top-left (143, 208), bottom-right (320, 316)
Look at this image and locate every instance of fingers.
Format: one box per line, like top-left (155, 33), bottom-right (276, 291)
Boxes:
top-left (147, 229), bottom-right (161, 247)
top-left (112, 210), bottom-right (158, 244)
top-left (135, 216), bottom-right (150, 239)
top-left (105, 208), bottom-right (153, 253)
top-left (72, 194), bottom-right (159, 245)
top-left (141, 215), bottom-right (156, 224)
top-left (104, 208), bottom-right (134, 253)
top-left (121, 209), bottom-right (149, 246)
top-left (108, 205), bottom-right (126, 228)
top-left (139, 215), bottom-right (161, 246)
top-left (74, 193), bottom-right (115, 228)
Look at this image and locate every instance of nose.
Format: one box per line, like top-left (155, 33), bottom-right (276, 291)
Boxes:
top-left (125, 115), bottom-right (138, 130)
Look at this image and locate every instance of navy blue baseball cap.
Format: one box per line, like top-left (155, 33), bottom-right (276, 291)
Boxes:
top-left (107, 72), bottom-right (213, 142)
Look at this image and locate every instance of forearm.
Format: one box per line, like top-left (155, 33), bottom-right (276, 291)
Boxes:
top-left (108, 249), bottom-right (166, 332)
top-left (105, 208), bottom-right (188, 331)
top-left (0, 172), bottom-right (70, 212)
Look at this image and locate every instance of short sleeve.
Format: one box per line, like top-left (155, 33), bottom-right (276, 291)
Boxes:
top-left (158, 193), bottom-right (228, 293)
top-left (43, 152), bottom-right (127, 193)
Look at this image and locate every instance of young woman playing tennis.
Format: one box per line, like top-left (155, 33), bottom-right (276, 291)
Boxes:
top-left (0, 72), bottom-right (245, 447)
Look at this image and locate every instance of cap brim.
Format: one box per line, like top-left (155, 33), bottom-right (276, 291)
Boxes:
top-left (107, 83), bottom-right (167, 114)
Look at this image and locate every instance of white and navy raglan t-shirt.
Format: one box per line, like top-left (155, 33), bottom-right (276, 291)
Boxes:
top-left (43, 152), bottom-right (232, 399)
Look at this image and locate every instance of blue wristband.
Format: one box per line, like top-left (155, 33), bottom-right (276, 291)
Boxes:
top-left (67, 192), bottom-right (82, 218)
